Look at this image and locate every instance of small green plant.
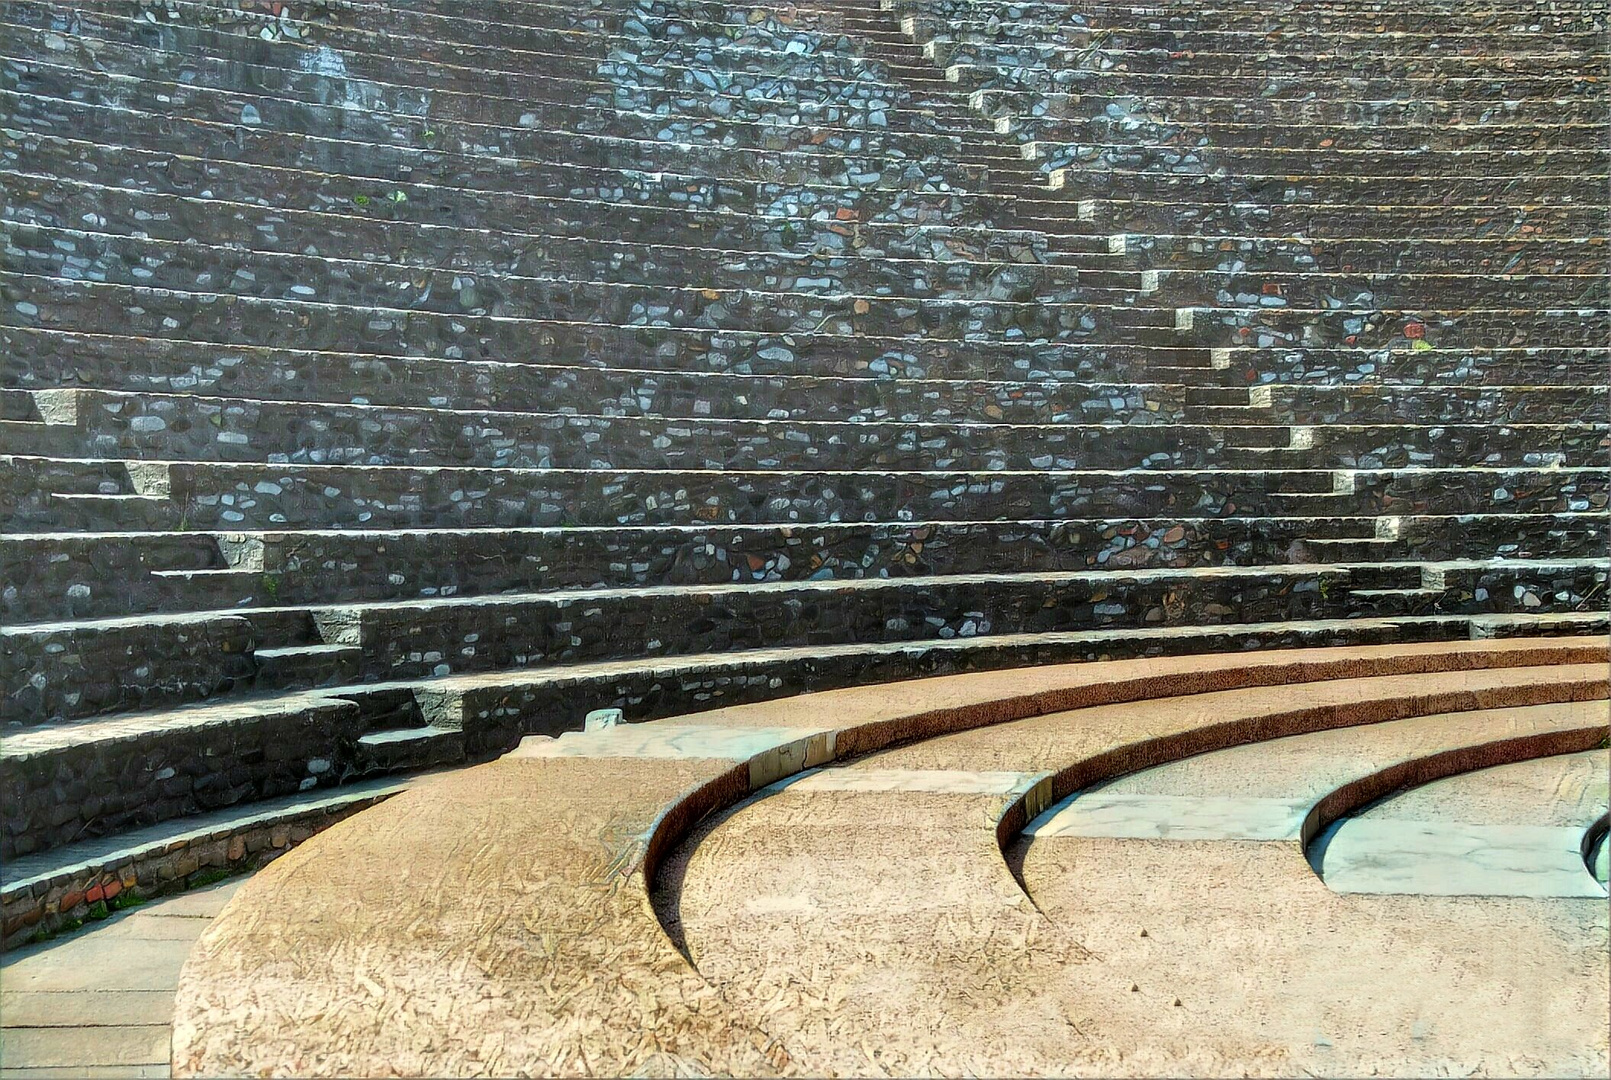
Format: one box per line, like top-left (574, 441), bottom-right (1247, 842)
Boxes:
top-left (353, 193), bottom-right (371, 206)
top-left (261, 573), bottom-right (280, 600)
top-left (188, 868), bottom-right (232, 889)
top-left (388, 190), bottom-right (408, 204)
top-left (86, 900), bottom-right (110, 921)
top-left (110, 891), bottom-right (146, 911)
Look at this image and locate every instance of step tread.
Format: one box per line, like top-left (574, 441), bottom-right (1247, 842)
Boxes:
top-left (8, 558), bottom-right (1603, 636)
top-left (357, 726), bottom-right (462, 747)
top-left (253, 643), bottom-right (362, 660)
top-left (0, 772), bottom-right (417, 897)
top-left (8, 611), bottom-right (1607, 758)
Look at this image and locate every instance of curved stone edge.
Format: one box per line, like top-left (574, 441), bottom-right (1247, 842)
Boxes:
top-left (1586, 812), bottom-right (1611, 885)
top-left (998, 671), bottom-right (1611, 850)
top-left (169, 635), bottom-right (1607, 1076)
top-left (1303, 730), bottom-right (1611, 854)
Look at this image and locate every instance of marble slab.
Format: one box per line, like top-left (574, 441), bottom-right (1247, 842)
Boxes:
top-left (1027, 792), bottom-right (1314, 841)
top-left (1318, 820), bottom-right (1609, 898)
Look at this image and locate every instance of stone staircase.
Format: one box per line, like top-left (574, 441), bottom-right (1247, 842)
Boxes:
top-left (1, 0), bottom-right (1605, 941)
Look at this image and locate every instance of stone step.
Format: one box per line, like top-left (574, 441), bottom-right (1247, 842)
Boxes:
top-left (10, 226), bottom-right (1173, 329)
top-left (991, 95), bottom-right (1610, 132)
top-left (10, 558), bottom-right (1605, 724)
top-left (353, 725), bottom-right (467, 774)
top-left (1084, 201), bottom-right (1608, 240)
top-left (1024, 141), bottom-right (1607, 184)
top-left (0, 514), bottom-right (1469, 622)
top-left (907, 23), bottom-right (1608, 56)
top-left (939, 42), bottom-right (1601, 81)
top-left (146, 567), bottom-right (262, 609)
top-left (23, 385), bottom-right (1608, 472)
top-left (0, 456), bottom-right (1365, 530)
top-left (1005, 114), bottom-right (1602, 154)
top-left (367, 606), bottom-right (1611, 751)
top-left (0, 387), bottom-right (39, 421)
top-left (1115, 234), bottom-right (1606, 276)
top-left (14, 512), bottom-right (1595, 624)
top-left (1196, 385), bottom-right (1604, 426)
top-left (949, 62), bottom-right (1602, 102)
top-left (1017, 168), bottom-right (1607, 207)
top-left (1228, 349), bottom-right (1608, 389)
top-left (0, 772), bottom-right (416, 950)
top-left (3, 259), bottom-right (1194, 348)
top-left (0, 12), bottom-right (973, 120)
top-left (329, 0), bottom-right (1611, 69)
top-left (533, 0), bottom-right (1611, 28)
top-left (0, 2), bottom-right (965, 98)
top-left (30, 211), bottom-right (1564, 320)
top-left (2, 134), bottom-right (1085, 255)
top-left (9, 236), bottom-right (1598, 354)
top-left (252, 644), bottom-right (365, 691)
top-left (7, 455), bottom-right (1600, 534)
top-left (885, 2), bottom-right (1603, 24)
top-left (1116, 191), bottom-right (1607, 228)
top-left (541, 0), bottom-right (1611, 36)
top-left (14, 326), bottom-right (1598, 393)
top-left (0, 688), bottom-right (370, 859)
top-left (0, 417), bottom-right (78, 456)
top-left (42, 492), bottom-right (179, 531)
top-left (7, 609), bottom-right (1606, 864)
top-left (4, 330), bottom-right (1208, 423)
top-left (19, 276), bottom-right (1606, 375)
top-left (0, 562), bottom-right (1348, 719)
top-left (0, 11), bottom-right (1004, 125)
top-left (876, 0), bottom-right (1604, 35)
top-left (0, 35), bottom-right (997, 155)
top-left (4, 170), bottom-right (1110, 270)
top-left (0, 108), bottom-right (1020, 222)
top-left (1, 55), bottom-right (1016, 174)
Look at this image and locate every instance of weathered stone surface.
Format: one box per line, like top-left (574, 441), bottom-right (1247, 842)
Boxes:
top-left (1, 0), bottom-right (1604, 934)
top-left (168, 638), bottom-right (1610, 1074)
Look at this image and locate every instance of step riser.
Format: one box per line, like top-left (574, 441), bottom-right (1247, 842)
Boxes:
top-left (7, 172), bottom-right (1071, 267)
top-left (1, 697), bottom-right (371, 861)
top-left (4, 330), bottom-right (1200, 425)
top-left (6, 267), bottom-right (1201, 346)
top-left (19, 399), bottom-right (1605, 473)
top-left (0, 784), bottom-right (399, 952)
top-left (12, 206), bottom-right (1600, 308)
top-left (10, 564), bottom-right (1607, 722)
top-left (11, 517), bottom-right (1602, 622)
top-left (0, 517), bottom-right (1403, 621)
top-left (17, 280), bottom-right (1607, 376)
top-left (1, 42), bottom-right (987, 149)
top-left (9, 615), bottom-right (1607, 863)
top-left (2, 67), bottom-right (1000, 171)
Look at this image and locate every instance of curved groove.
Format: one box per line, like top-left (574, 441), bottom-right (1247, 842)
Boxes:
top-left (1580, 811), bottom-right (1609, 879)
top-left (659, 673), bottom-right (1608, 1076)
top-left (644, 645), bottom-right (1605, 951)
top-left (1299, 730), bottom-right (1609, 855)
top-left (994, 672), bottom-right (1609, 896)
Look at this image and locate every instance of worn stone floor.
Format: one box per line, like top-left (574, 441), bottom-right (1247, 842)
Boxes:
top-left (0, 880), bottom-right (243, 1080)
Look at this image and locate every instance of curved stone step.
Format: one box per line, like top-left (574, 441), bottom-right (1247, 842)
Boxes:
top-left (161, 636), bottom-right (1608, 1075)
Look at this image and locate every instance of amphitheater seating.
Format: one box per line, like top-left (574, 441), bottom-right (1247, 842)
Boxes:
top-left (2, 0), bottom-right (1606, 939)
top-left (167, 637), bottom-right (1610, 1075)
